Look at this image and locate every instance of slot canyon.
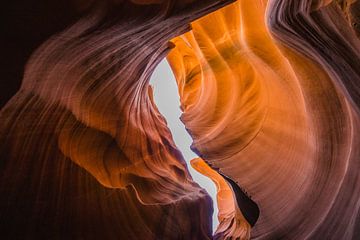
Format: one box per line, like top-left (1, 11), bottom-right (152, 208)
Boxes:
top-left (1, 0), bottom-right (360, 239)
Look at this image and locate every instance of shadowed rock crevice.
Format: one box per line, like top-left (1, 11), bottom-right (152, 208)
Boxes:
top-left (220, 174), bottom-right (260, 227)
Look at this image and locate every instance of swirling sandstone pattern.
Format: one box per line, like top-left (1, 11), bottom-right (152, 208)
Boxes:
top-left (1, 0), bottom-right (360, 239)
top-left (0, 1), bottom-right (234, 239)
top-left (167, 0), bottom-right (360, 239)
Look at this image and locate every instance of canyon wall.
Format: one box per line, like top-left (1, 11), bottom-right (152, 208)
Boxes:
top-left (0, 1), bottom-right (233, 239)
top-left (1, 0), bottom-right (360, 239)
top-left (167, 0), bottom-right (360, 239)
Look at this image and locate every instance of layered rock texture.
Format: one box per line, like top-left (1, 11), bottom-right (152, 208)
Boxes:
top-left (1, 0), bottom-right (360, 239)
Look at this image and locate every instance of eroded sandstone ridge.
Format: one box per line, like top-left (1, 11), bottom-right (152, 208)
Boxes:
top-left (168, 0), bottom-right (360, 239)
top-left (0, 0), bottom-right (360, 239)
top-left (0, 0), bottom-right (234, 239)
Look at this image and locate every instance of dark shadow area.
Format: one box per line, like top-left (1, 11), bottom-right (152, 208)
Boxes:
top-left (221, 174), bottom-right (260, 227)
top-left (0, 0), bottom-right (92, 108)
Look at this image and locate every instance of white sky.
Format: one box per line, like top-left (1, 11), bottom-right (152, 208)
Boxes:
top-left (150, 59), bottom-right (219, 231)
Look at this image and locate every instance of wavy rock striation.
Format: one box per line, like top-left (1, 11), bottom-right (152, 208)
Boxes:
top-left (167, 0), bottom-right (360, 239)
top-left (0, 0), bottom-right (234, 239)
top-left (1, 0), bottom-right (360, 239)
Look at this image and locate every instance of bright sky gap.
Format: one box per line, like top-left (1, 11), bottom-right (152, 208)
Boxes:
top-left (149, 59), bottom-right (219, 231)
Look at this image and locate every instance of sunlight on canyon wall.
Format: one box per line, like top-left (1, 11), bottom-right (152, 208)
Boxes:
top-left (167, 0), bottom-right (360, 239)
top-left (0, 0), bottom-right (360, 239)
top-left (149, 59), bottom-right (219, 231)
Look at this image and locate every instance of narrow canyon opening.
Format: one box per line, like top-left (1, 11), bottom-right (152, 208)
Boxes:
top-left (149, 59), bottom-right (219, 231)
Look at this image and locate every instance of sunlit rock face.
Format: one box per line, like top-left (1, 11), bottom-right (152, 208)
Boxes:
top-left (167, 0), bottom-right (360, 239)
top-left (0, 0), bottom-right (234, 239)
top-left (0, 0), bottom-right (360, 239)
top-left (191, 158), bottom-right (253, 239)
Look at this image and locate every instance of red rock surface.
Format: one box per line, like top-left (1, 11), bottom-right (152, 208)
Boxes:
top-left (1, 0), bottom-right (360, 239)
top-left (167, 1), bottom-right (360, 239)
top-left (0, 1), bottom-right (233, 239)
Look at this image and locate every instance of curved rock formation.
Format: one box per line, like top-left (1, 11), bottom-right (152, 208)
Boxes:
top-left (0, 0), bottom-right (234, 239)
top-left (167, 0), bottom-right (360, 239)
top-left (191, 158), bottom-right (253, 240)
top-left (1, 0), bottom-right (360, 239)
